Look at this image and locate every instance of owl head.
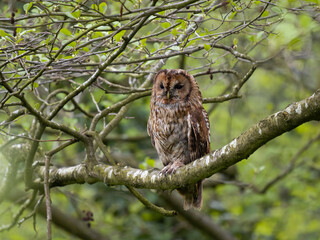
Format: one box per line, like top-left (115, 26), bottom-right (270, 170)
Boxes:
top-left (151, 69), bottom-right (202, 106)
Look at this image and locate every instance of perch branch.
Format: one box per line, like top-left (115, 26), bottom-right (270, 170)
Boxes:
top-left (36, 89), bottom-right (320, 190)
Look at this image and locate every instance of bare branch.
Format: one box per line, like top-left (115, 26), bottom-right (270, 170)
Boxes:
top-left (44, 155), bottom-right (52, 240)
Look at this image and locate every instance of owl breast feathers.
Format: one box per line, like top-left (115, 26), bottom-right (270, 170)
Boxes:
top-left (147, 69), bottom-right (210, 210)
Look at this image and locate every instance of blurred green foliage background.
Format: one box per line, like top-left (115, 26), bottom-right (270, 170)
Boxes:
top-left (0, 0), bottom-right (320, 239)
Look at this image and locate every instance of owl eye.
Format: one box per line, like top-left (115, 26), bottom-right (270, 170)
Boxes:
top-left (174, 83), bottom-right (184, 89)
top-left (160, 83), bottom-right (164, 89)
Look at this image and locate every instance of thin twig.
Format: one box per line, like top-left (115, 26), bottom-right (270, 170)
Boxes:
top-left (0, 190), bottom-right (38, 232)
top-left (44, 155), bottom-right (52, 240)
top-left (127, 186), bottom-right (177, 217)
top-left (257, 133), bottom-right (320, 194)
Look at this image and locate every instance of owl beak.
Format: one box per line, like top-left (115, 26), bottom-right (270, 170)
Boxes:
top-left (166, 91), bottom-right (170, 100)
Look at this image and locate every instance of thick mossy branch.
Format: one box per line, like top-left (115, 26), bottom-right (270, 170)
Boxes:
top-left (40, 89), bottom-right (320, 190)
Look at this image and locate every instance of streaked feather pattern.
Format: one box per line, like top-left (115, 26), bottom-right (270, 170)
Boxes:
top-left (148, 69), bottom-right (211, 210)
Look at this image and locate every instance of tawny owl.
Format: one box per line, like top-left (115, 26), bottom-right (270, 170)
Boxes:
top-left (147, 69), bottom-right (210, 210)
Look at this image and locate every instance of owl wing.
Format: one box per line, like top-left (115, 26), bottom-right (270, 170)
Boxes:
top-left (147, 117), bottom-right (155, 147)
top-left (187, 107), bottom-right (211, 161)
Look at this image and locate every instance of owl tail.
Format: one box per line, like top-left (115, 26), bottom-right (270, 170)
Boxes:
top-left (178, 180), bottom-right (203, 210)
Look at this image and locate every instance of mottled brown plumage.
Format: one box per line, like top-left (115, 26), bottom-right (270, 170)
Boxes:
top-left (147, 69), bottom-right (210, 210)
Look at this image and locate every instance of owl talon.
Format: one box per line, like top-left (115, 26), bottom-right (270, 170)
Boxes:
top-left (161, 162), bottom-right (184, 175)
top-left (160, 164), bottom-right (172, 175)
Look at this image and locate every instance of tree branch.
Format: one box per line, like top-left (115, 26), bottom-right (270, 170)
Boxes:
top-left (44, 155), bottom-right (52, 240)
top-left (37, 89), bottom-right (320, 190)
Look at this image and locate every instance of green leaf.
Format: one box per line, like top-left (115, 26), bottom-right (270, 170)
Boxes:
top-left (140, 38), bottom-right (146, 46)
top-left (91, 4), bottom-right (98, 10)
top-left (99, 2), bottom-right (107, 13)
top-left (33, 82), bottom-right (39, 88)
top-left (71, 10), bottom-right (81, 19)
top-left (233, 38), bottom-right (238, 46)
top-left (171, 28), bottom-right (178, 37)
top-left (63, 56), bottom-right (73, 60)
top-left (139, 163), bottom-right (147, 170)
top-left (23, 2), bottom-right (33, 14)
top-left (92, 32), bottom-right (104, 39)
top-left (61, 28), bottom-right (72, 36)
top-left (16, 38), bottom-right (23, 44)
top-left (75, 10), bottom-right (81, 18)
top-left (113, 30), bottom-right (126, 42)
top-left (64, 10), bottom-right (81, 19)
top-left (39, 55), bottom-right (49, 62)
top-left (161, 22), bottom-right (171, 29)
top-left (15, 25), bottom-right (22, 34)
top-left (65, 12), bottom-right (76, 19)
top-left (261, 10), bottom-right (269, 17)
top-left (146, 158), bottom-right (155, 167)
top-left (69, 41), bottom-right (76, 47)
top-left (176, 19), bottom-right (186, 29)
top-left (0, 30), bottom-right (11, 38)
top-left (204, 44), bottom-right (211, 51)
top-left (229, 11), bottom-right (237, 20)
top-left (185, 39), bottom-right (197, 47)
